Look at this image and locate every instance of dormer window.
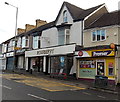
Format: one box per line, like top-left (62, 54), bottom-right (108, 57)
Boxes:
top-left (63, 10), bottom-right (67, 23)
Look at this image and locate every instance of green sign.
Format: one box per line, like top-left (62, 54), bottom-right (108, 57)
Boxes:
top-left (79, 68), bottom-right (96, 78)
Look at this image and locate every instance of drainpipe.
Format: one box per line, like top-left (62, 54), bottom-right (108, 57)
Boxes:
top-left (81, 20), bottom-right (84, 47)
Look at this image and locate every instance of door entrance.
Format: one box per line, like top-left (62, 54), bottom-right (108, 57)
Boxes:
top-left (97, 61), bottom-right (105, 75)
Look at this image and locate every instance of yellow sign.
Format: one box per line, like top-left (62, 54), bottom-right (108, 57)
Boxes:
top-left (14, 47), bottom-right (21, 50)
top-left (78, 49), bottom-right (115, 57)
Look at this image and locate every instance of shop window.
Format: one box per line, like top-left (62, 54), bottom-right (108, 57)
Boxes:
top-left (79, 60), bottom-right (96, 68)
top-left (50, 56), bottom-right (67, 74)
top-left (92, 30), bottom-right (106, 42)
top-left (108, 62), bottom-right (114, 76)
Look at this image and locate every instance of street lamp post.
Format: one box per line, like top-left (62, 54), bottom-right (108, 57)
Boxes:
top-left (5, 2), bottom-right (18, 72)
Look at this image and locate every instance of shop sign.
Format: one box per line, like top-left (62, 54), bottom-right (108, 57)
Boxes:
top-left (16, 49), bottom-right (25, 54)
top-left (77, 51), bottom-right (91, 57)
top-left (6, 52), bottom-right (14, 57)
top-left (37, 49), bottom-right (54, 55)
top-left (78, 51), bottom-right (83, 56)
top-left (92, 50), bottom-right (113, 57)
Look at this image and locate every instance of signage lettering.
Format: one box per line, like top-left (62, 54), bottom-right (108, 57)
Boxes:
top-left (37, 49), bottom-right (54, 55)
top-left (16, 49), bottom-right (25, 53)
top-left (92, 51), bottom-right (111, 57)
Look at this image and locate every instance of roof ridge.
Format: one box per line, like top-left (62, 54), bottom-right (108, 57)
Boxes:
top-left (63, 1), bottom-right (84, 10)
top-left (85, 3), bottom-right (105, 11)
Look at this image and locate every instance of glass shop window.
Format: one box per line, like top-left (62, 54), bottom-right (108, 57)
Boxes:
top-left (108, 62), bottom-right (114, 76)
top-left (79, 60), bottom-right (96, 68)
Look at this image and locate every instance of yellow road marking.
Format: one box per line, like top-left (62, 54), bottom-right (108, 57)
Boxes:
top-left (2, 73), bottom-right (86, 91)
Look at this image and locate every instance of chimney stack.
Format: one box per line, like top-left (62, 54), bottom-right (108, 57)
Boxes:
top-left (25, 24), bottom-right (36, 32)
top-left (17, 28), bottom-right (25, 35)
top-left (36, 19), bottom-right (47, 27)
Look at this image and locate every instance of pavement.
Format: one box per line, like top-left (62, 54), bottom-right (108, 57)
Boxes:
top-left (2, 70), bottom-right (120, 95)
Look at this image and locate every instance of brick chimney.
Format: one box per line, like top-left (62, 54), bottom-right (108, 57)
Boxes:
top-left (17, 28), bottom-right (25, 35)
top-left (25, 24), bottom-right (36, 32)
top-left (36, 19), bottom-right (47, 27)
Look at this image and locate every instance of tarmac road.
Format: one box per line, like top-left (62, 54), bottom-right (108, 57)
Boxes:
top-left (1, 73), bottom-right (120, 102)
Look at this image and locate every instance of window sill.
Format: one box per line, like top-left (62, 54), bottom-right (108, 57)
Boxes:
top-left (91, 39), bottom-right (106, 43)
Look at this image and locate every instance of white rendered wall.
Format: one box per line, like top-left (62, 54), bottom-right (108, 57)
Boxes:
top-left (70, 21), bottom-right (82, 45)
top-left (41, 27), bottom-right (58, 48)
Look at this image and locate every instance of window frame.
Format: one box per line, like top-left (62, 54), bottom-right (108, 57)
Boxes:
top-left (21, 36), bottom-right (29, 48)
top-left (91, 29), bottom-right (106, 42)
top-left (33, 36), bottom-right (39, 49)
top-left (58, 28), bottom-right (70, 45)
top-left (63, 10), bottom-right (67, 23)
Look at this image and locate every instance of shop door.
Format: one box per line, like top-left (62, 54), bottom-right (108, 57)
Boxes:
top-left (97, 61), bottom-right (105, 75)
top-left (7, 57), bottom-right (14, 70)
top-left (39, 57), bottom-right (43, 72)
top-left (45, 56), bottom-right (49, 74)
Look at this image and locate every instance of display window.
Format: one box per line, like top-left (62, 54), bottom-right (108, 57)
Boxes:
top-left (50, 56), bottom-right (73, 75)
top-left (108, 62), bottom-right (114, 76)
top-left (79, 60), bottom-right (96, 68)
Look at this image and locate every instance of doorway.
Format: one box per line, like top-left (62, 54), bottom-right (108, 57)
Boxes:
top-left (97, 61), bottom-right (105, 76)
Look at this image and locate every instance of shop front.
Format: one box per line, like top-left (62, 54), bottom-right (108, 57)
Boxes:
top-left (76, 48), bottom-right (115, 80)
top-left (15, 49), bottom-right (26, 70)
top-left (50, 54), bottom-right (73, 76)
top-left (25, 44), bottom-right (76, 76)
top-left (6, 52), bottom-right (14, 70)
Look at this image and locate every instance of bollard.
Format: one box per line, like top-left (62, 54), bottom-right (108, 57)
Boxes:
top-left (117, 83), bottom-right (120, 100)
top-left (30, 69), bottom-right (32, 74)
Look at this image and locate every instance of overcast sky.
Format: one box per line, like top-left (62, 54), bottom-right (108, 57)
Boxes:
top-left (0, 0), bottom-right (119, 44)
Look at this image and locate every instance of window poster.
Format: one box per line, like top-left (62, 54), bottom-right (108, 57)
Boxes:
top-left (60, 57), bottom-right (65, 68)
top-left (108, 62), bottom-right (114, 76)
top-left (80, 60), bottom-right (96, 68)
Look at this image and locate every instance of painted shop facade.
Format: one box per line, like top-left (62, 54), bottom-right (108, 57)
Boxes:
top-left (75, 46), bottom-right (116, 81)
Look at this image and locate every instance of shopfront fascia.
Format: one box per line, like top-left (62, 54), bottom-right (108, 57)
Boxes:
top-left (25, 44), bottom-right (76, 74)
top-left (75, 49), bottom-right (116, 80)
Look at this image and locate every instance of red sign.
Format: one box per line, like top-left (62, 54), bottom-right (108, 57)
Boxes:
top-left (78, 51), bottom-right (83, 56)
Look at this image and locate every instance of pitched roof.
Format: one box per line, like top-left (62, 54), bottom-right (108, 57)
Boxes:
top-left (55, 2), bottom-right (105, 22)
top-left (64, 2), bottom-right (84, 20)
top-left (85, 10), bottom-right (120, 29)
top-left (27, 21), bottom-right (55, 36)
top-left (75, 4), bottom-right (105, 21)
top-left (55, 2), bottom-right (84, 22)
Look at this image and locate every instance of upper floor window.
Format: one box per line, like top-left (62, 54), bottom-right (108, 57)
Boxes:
top-left (22, 36), bottom-right (29, 48)
top-left (8, 40), bottom-right (13, 52)
top-left (58, 28), bottom-right (70, 45)
top-left (17, 37), bottom-right (22, 47)
top-left (33, 36), bottom-right (40, 49)
top-left (63, 10), bottom-right (67, 23)
top-left (92, 30), bottom-right (106, 42)
top-left (2, 44), bottom-right (7, 53)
